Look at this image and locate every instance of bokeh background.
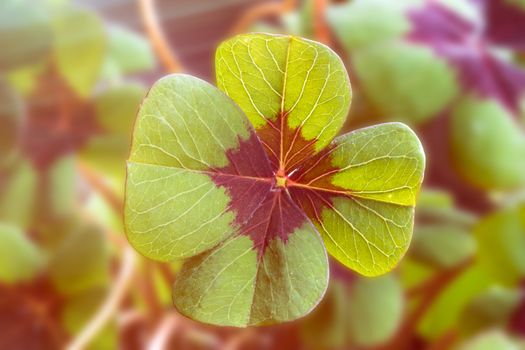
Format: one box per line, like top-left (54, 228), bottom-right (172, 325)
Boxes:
top-left (1, 0), bottom-right (525, 349)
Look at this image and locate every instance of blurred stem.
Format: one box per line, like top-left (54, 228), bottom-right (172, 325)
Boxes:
top-left (157, 262), bottom-right (176, 287)
top-left (147, 313), bottom-right (180, 350)
top-left (224, 329), bottom-right (257, 350)
top-left (67, 247), bottom-right (136, 350)
top-left (313, 0), bottom-right (331, 44)
top-left (138, 261), bottom-right (163, 318)
top-left (77, 161), bottom-right (123, 214)
top-left (230, 0), bottom-right (298, 34)
top-left (77, 162), bottom-right (128, 248)
top-left (139, 0), bottom-right (184, 73)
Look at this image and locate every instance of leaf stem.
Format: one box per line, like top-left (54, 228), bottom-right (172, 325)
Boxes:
top-left (146, 313), bottom-right (180, 350)
top-left (230, 0), bottom-right (298, 34)
top-left (138, 0), bottom-right (184, 73)
top-left (138, 261), bottom-right (164, 318)
top-left (313, 0), bottom-right (331, 45)
top-left (224, 329), bottom-right (257, 350)
top-left (77, 161), bottom-right (123, 214)
top-left (66, 247), bottom-right (136, 350)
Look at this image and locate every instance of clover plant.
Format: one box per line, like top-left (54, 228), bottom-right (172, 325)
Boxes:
top-left (124, 33), bottom-right (425, 327)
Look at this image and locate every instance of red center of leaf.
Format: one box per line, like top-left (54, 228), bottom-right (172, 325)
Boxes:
top-left (209, 110), bottom-right (347, 257)
top-left (274, 169), bottom-right (288, 189)
top-left (256, 111), bottom-right (318, 173)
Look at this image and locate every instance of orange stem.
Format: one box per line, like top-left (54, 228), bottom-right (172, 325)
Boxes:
top-left (77, 161), bottom-right (123, 214)
top-left (139, 0), bottom-right (184, 73)
top-left (230, 0), bottom-right (298, 34)
top-left (313, 0), bottom-right (331, 44)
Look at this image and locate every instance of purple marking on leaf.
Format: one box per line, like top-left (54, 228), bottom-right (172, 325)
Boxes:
top-left (485, 0), bottom-right (525, 52)
top-left (407, 1), bottom-right (525, 113)
top-left (240, 190), bottom-right (309, 257)
top-left (217, 132), bottom-right (274, 178)
top-left (209, 131), bottom-right (308, 256)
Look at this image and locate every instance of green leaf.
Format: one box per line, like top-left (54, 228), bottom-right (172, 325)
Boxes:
top-left (353, 42), bottom-right (458, 124)
top-left (80, 84), bottom-right (146, 178)
top-left (216, 33), bottom-right (351, 166)
top-left (6, 63), bottom-right (45, 96)
top-left (300, 280), bottom-right (349, 349)
top-left (398, 257), bottom-right (434, 290)
top-left (416, 189), bottom-right (478, 228)
top-left (0, 0), bottom-right (52, 71)
top-left (451, 96), bottom-right (525, 190)
top-left (0, 223), bottom-right (42, 283)
top-left (474, 206), bottom-right (525, 285)
top-left (411, 224), bottom-right (476, 268)
top-left (215, 33), bottom-right (424, 276)
top-left (0, 158), bottom-right (37, 228)
top-left (49, 221), bottom-right (109, 295)
top-left (105, 26), bottom-right (155, 75)
top-left (46, 155), bottom-right (76, 219)
top-left (327, 0), bottom-right (409, 52)
top-left (126, 33), bottom-right (425, 326)
top-left (419, 263), bottom-right (493, 339)
top-left (173, 230), bottom-right (327, 326)
top-left (290, 123), bottom-right (425, 276)
top-left (126, 74), bottom-right (328, 326)
top-left (52, 8), bottom-right (106, 97)
top-left (347, 275), bottom-right (404, 347)
top-left (126, 75), bottom-right (257, 259)
top-left (417, 189), bottom-right (454, 210)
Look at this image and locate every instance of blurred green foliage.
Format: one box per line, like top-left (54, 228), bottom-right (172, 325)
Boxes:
top-left (1, 0), bottom-right (525, 348)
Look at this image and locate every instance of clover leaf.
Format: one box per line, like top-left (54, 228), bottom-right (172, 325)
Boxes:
top-left (124, 33), bottom-right (425, 327)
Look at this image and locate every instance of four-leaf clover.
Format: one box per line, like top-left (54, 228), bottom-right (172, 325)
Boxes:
top-left (124, 33), bottom-right (425, 327)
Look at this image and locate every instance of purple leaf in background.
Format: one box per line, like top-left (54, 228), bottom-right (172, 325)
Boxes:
top-left (485, 0), bottom-right (525, 52)
top-left (407, 1), bottom-right (525, 113)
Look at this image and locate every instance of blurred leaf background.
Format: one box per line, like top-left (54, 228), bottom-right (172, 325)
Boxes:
top-left (1, 0), bottom-right (525, 349)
